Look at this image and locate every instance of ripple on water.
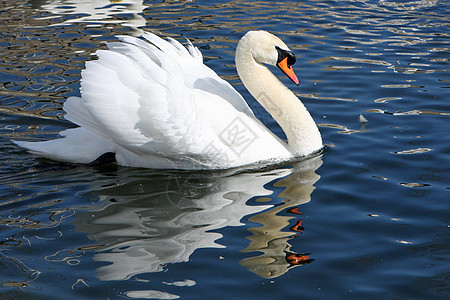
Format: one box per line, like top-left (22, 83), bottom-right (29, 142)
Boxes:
top-left (0, 0), bottom-right (449, 299)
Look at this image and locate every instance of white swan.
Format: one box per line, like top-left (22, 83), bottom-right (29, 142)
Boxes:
top-left (14, 31), bottom-right (322, 169)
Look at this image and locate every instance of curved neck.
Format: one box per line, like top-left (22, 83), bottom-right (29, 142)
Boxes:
top-left (235, 42), bottom-right (322, 156)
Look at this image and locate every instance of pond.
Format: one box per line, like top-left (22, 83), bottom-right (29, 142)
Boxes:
top-left (0, 0), bottom-right (448, 299)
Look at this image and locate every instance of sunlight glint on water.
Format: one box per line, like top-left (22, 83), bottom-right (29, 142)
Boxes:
top-left (0, 0), bottom-right (448, 299)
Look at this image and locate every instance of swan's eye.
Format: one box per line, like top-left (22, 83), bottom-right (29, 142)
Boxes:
top-left (286, 52), bottom-right (296, 66)
top-left (276, 46), bottom-right (296, 67)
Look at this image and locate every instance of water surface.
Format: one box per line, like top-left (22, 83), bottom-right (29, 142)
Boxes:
top-left (0, 0), bottom-right (449, 299)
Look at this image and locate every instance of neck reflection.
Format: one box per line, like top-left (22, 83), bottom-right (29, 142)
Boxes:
top-left (241, 156), bottom-right (322, 278)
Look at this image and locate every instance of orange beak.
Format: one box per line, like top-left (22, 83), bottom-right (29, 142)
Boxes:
top-left (277, 57), bottom-right (299, 85)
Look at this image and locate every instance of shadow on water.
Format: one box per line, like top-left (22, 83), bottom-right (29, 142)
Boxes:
top-left (72, 155), bottom-right (322, 282)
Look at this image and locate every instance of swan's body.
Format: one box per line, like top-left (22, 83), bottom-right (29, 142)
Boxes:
top-left (14, 31), bottom-right (322, 169)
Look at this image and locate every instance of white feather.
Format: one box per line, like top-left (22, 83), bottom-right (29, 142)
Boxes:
top-left (14, 31), bottom-right (318, 169)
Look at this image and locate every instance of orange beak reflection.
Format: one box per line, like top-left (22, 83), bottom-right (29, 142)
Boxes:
top-left (277, 57), bottom-right (299, 85)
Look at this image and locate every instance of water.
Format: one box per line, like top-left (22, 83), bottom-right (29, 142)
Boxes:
top-left (0, 0), bottom-right (448, 299)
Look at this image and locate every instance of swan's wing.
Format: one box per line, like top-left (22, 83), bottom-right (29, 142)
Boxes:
top-left (116, 32), bottom-right (254, 117)
top-left (63, 32), bottom-right (263, 167)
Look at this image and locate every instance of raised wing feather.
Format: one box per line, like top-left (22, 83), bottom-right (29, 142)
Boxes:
top-left (63, 32), bottom-right (260, 168)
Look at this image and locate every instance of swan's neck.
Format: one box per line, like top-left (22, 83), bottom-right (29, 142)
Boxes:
top-left (236, 44), bottom-right (322, 156)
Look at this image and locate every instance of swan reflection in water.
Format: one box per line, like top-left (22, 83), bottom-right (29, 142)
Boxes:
top-left (34, 0), bottom-right (147, 34)
top-left (73, 155), bottom-right (322, 281)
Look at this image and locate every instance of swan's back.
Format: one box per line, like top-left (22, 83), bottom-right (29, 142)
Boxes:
top-left (15, 32), bottom-right (290, 169)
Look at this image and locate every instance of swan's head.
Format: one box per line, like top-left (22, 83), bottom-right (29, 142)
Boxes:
top-left (239, 30), bottom-right (299, 85)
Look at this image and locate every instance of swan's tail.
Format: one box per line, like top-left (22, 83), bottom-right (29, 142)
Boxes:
top-left (13, 127), bottom-right (115, 164)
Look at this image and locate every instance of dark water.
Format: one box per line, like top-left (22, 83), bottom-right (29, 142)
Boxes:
top-left (0, 0), bottom-right (449, 299)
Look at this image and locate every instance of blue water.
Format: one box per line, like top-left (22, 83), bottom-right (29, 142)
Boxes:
top-left (0, 0), bottom-right (449, 299)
